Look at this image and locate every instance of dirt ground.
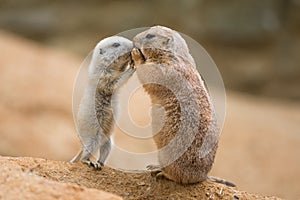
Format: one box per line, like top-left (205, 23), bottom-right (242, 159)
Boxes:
top-left (0, 156), bottom-right (281, 200)
top-left (0, 156), bottom-right (121, 200)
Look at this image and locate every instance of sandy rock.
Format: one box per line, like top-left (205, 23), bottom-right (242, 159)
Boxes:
top-left (0, 156), bottom-right (122, 200)
top-left (0, 156), bottom-right (281, 200)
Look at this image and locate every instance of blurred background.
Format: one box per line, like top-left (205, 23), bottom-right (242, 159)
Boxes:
top-left (0, 0), bottom-right (299, 199)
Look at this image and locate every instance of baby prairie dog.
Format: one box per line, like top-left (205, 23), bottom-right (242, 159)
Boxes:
top-left (132, 26), bottom-right (234, 186)
top-left (71, 36), bottom-right (135, 169)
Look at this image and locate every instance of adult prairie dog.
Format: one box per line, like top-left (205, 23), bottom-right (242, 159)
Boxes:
top-left (71, 36), bottom-right (135, 169)
top-left (132, 26), bottom-right (232, 185)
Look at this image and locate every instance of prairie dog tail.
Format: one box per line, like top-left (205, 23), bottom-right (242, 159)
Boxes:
top-left (207, 176), bottom-right (236, 187)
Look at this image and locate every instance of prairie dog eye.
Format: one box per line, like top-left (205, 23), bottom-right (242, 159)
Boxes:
top-left (112, 42), bottom-right (120, 47)
top-left (146, 34), bottom-right (156, 39)
top-left (99, 48), bottom-right (105, 55)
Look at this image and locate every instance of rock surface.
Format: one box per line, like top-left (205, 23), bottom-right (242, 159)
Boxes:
top-left (0, 156), bottom-right (122, 200)
top-left (0, 156), bottom-right (281, 200)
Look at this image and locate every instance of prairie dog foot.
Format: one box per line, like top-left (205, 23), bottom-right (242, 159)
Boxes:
top-left (70, 150), bottom-right (103, 169)
top-left (146, 165), bottom-right (168, 179)
top-left (146, 164), bottom-right (161, 171)
top-left (70, 149), bottom-right (103, 169)
top-left (70, 150), bottom-right (82, 163)
top-left (82, 159), bottom-right (103, 170)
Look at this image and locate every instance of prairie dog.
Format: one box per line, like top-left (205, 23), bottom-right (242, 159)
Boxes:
top-left (132, 26), bottom-right (232, 185)
top-left (71, 36), bottom-right (135, 169)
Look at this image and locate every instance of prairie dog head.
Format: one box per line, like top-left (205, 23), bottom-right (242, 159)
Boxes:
top-left (89, 36), bottom-right (134, 90)
top-left (131, 26), bottom-right (197, 91)
top-left (132, 26), bottom-right (195, 65)
top-left (89, 36), bottom-right (134, 83)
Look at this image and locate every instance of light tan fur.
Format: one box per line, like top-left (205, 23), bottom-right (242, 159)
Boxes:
top-left (71, 36), bottom-right (135, 169)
